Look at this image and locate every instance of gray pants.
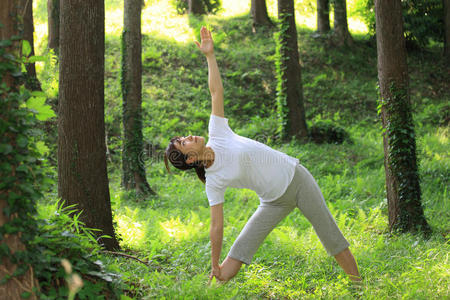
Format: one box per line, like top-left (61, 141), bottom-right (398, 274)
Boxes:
top-left (228, 164), bottom-right (350, 264)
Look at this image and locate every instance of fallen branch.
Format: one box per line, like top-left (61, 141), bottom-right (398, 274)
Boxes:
top-left (101, 250), bottom-right (152, 267)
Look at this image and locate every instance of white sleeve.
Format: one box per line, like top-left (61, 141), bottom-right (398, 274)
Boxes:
top-left (205, 183), bottom-right (226, 206)
top-left (208, 114), bottom-right (234, 138)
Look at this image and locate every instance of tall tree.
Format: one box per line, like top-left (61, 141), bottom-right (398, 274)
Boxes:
top-left (58, 0), bottom-right (119, 250)
top-left (375, 0), bottom-right (430, 233)
top-left (0, 1), bottom-right (39, 298)
top-left (47, 0), bottom-right (59, 54)
top-left (189, 0), bottom-right (206, 15)
top-left (251, 0), bottom-right (273, 32)
top-left (22, 0), bottom-right (42, 91)
top-left (276, 0), bottom-right (308, 140)
top-left (122, 0), bottom-right (155, 195)
top-left (332, 0), bottom-right (353, 46)
top-left (317, 0), bottom-right (331, 34)
top-left (444, 0), bottom-right (450, 59)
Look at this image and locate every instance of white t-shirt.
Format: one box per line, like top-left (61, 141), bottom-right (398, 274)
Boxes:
top-left (205, 114), bottom-right (299, 206)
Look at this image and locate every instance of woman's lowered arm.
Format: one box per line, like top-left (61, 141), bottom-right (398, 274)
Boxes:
top-left (195, 26), bottom-right (224, 118)
top-left (209, 203), bottom-right (224, 281)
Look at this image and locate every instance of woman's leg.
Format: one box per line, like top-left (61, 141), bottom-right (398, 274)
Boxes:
top-left (294, 165), bottom-right (360, 280)
top-left (222, 202), bottom-right (294, 281)
top-left (334, 247), bottom-right (361, 281)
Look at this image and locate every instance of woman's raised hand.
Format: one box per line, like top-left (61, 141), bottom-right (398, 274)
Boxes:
top-left (195, 26), bottom-right (214, 56)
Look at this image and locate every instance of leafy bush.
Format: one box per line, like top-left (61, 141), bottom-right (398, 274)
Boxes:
top-left (355, 0), bottom-right (444, 47)
top-left (309, 120), bottom-right (351, 144)
top-left (171, 0), bottom-right (222, 15)
top-left (32, 201), bottom-right (122, 299)
top-left (402, 0), bottom-right (444, 48)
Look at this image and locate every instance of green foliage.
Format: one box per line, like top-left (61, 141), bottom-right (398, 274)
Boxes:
top-left (402, 0), bottom-right (444, 48)
top-left (355, 0), bottom-right (444, 47)
top-left (309, 119), bottom-right (351, 144)
top-left (379, 82), bottom-right (429, 232)
top-left (275, 13), bottom-right (292, 140)
top-left (32, 200), bottom-right (122, 298)
top-left (0, 34), bottom-right (51, 293)
top-left (171, 0), bottom-right (222, 15)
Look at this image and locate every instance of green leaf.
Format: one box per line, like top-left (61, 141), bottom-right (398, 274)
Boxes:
top-left (31, 91), bottom-right (46, 97)
top-left (35, 141), bottom-right (49, 156)
top-left (26, 96), bottom-right (56, 121)
top-left (17, 135), bottom-right (28, 148)
top-left (0, 40), bottom-right (12, 47)
top-left (28, 55), bottom-right (45, 63)
top-left (22, 40), bottom-right (31, 57)
top-left (0, 144), bottom-right (13, 154)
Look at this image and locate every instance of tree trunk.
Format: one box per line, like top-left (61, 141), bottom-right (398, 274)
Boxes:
top-left (22, 0), bottom-right (42, 91)
top-left (188, 0), bottom-right (205, 15)
top-left (277, 0), bottom-right (308, 140)
top-left (58, 0), bottom-right (119, 250)
top-left (444, 0), bottom-right (450, 59)
top-left (317, 0), bottom-right (330, 33)
top-left (122, 0), bottom-right (155, 195)
top-left (0, 1), bottom-right (39, 298)
top-left (47, 0), bottom-right (59, 54)
top-left (251, 0), bottom-right (273, 32)
top-left (375, 0), bottom-right (430, 233)
top-left (333, 0), bottom-right (353, 46)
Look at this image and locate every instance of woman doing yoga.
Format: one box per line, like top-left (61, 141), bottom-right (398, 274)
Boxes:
top-left (164, 26), bottom-right (361, 283)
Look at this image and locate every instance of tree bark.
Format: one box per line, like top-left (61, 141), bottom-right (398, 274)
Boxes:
top-left (58, 0), bottom-right (119, 250)
top-left (333, 0), bottom-right (353, 46)
top-left (188, 0), bottom-right (205, 15)
top-left (47, 0), bottom-right (59, 54)
top-left (444, 0), bottom-right (450, 59)
top-left (122, 0), bottom-right (155, 195)
top-left (251, 0), bottom-right (273, 32)
top-left (317, 0), bottom-right (330, 33)
top-left (22, 0), bottom-right (42, 91)
top-left (375, 0), bottom-right (430, 233)
top-left (277, 0), bottom-right (308, 140)
top-left (0, 1), bottom-right (39, 298)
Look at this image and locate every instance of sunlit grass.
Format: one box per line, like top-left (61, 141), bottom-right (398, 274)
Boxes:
top-left (115, 207), bottom-right (146, 249)
top-left (142, 1), bottom-right (194, 44)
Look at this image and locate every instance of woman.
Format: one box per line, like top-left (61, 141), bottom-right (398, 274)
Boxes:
top-left (164, 26), bottom-right (361, 283)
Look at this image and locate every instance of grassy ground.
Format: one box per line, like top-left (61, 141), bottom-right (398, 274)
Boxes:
top-left (33, 0), bottom-right (449, 298)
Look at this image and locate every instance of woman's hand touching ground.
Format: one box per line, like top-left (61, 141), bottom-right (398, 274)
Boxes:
top-left (195, 26), bottom-right (214, 57)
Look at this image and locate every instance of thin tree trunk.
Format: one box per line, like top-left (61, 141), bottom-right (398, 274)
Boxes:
top-left (251, 0), bottom-right (273, 32)
top-left (375, 0), bottom-right (430, 233)
top-left (22, 0), bottom-right (42, 91)
top-left (444, 0), bottom-right (450, 59)
top-left (47, 0), bottom-right (59, 54)
top-left (0, 1), bottom-right (39, 298)
top-left (333, 0), bottom-right (353, 46)
top-left (317, 0), bottom-right (330, 33)
top-left (277, 0), bottom-right (308, 140)
top-left (58, 0), bottom-right (119, 250)
top-left (189, 0), bottom-right (205, 15)
top-left (122, 0), bottom-right (155, 195)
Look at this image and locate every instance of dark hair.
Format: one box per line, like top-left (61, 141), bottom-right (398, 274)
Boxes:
top-left (164, 136), bottom-right (206, 184)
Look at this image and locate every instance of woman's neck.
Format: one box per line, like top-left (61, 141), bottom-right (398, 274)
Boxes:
top-left (201, 146), bottom-right (215, 169)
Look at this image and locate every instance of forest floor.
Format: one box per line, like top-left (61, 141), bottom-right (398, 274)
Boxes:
top-left (33, 0), bottom-right (449, 298)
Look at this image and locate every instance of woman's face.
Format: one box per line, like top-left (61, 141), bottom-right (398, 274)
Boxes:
top-left (174, 135), bottom-right (206, 157)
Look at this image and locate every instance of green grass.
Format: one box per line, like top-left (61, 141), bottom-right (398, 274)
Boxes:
top-left (32, 0), bottom-right (449, 298)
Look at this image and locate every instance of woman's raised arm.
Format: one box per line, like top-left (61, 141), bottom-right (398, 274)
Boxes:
top-left (195, 26), bottom-right (224, 118)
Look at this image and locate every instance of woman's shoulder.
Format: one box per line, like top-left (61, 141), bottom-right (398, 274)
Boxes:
top-left (208, 114), bottom-right (235, 138)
